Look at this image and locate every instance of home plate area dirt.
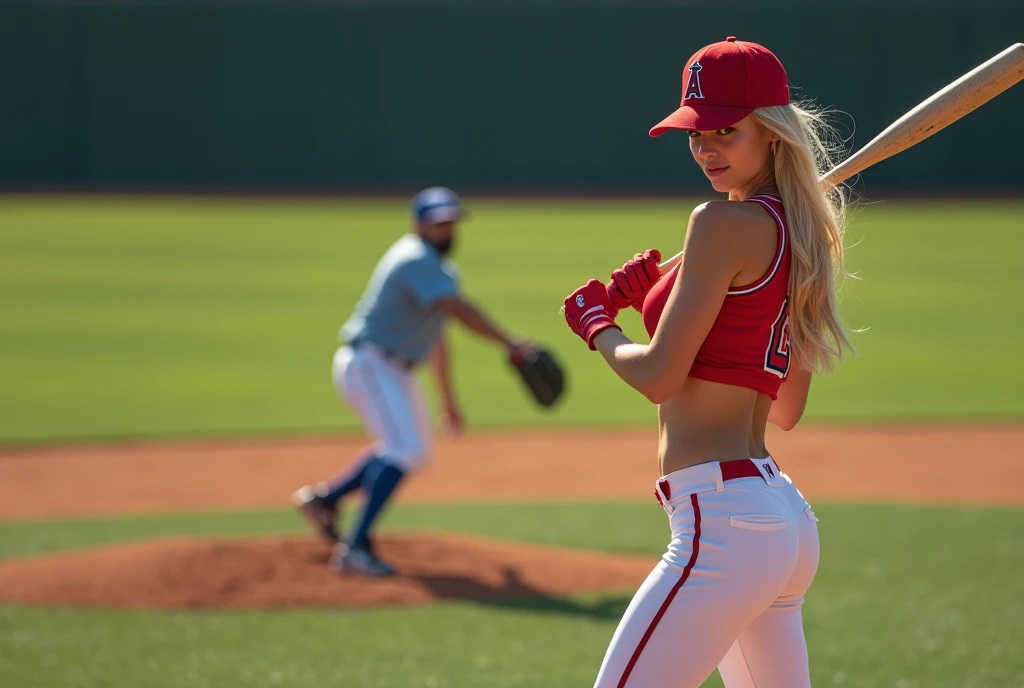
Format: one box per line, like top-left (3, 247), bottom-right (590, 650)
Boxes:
top-left (0, 426), bottom-right (1021, 611)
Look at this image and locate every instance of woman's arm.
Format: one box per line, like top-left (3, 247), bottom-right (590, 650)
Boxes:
top-left (592, 203), bottom-right (749, 403)
top-left (768, 362), bottom-right (812, 431)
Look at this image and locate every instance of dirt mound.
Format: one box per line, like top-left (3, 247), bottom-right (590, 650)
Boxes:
top-left (0, 532), bottom-right (656, 610)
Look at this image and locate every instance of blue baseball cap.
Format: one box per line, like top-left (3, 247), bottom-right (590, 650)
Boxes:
top-left (411, 186), bottom-right (466, 225)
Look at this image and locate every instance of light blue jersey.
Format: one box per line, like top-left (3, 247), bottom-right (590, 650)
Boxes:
top-left (341, 234), bottom-right (459, 363)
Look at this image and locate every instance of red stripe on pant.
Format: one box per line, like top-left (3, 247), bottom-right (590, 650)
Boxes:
top-left (617, 493), bottom-right (702, 688)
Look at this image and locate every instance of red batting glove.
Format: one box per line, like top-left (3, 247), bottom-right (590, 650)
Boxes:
top-left (564, 279), bottom-right (622, 350)
top-left (606, 249), bottom-right (662, 313)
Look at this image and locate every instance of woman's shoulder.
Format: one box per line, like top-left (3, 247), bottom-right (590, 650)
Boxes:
top-left (687, 200), bottom-right (777, 240)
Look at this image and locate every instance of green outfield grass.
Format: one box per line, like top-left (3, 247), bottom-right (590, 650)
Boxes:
top-left (1, 195), bottom-right (1022, 444)
top-left (1, 500), bottom-right (1022, 687)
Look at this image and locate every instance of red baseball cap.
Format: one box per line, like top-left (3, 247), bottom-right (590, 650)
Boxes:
top-left (649, 36), bottom-right (790, 136)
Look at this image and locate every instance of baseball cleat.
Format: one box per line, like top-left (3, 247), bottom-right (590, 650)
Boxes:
top-left (292, 483), bottom-right (340, 545)
top-left (330, 542), bottom-right (396, 577)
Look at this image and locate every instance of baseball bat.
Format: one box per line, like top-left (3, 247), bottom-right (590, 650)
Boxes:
top-left (655, 42), bottom-right (1024, 275)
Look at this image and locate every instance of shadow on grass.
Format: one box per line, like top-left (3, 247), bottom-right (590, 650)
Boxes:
top-left (412, 566), bottom-right (635, 621)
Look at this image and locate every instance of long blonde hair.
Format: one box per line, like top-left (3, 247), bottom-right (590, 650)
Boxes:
top-left (752, 104), bottom-right (855, 373)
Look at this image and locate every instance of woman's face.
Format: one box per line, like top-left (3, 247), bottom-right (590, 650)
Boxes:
top-left (688, 113), bottom-right (777, 195)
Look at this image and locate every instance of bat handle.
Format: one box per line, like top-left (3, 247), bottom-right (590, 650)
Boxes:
top-left (602, 249), bottom-right (679, 305)
top-left (657, 249), bottom-right (684, 276)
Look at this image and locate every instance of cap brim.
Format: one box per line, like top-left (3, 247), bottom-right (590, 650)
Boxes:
top-left (421, 206), bottom-right (466, 225)
top-left (649, 104), bottom-right (755, 137)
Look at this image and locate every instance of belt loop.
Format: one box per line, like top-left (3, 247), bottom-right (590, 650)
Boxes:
top-left (654, 479), bottom-right (674, 514)
top-left (713, 462), bottom-right (725, 492)
top-left (754, 457), bottom-right (785, 488)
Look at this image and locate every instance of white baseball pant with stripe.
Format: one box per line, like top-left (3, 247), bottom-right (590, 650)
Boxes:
top-left (331, 343), bottom-right (432, 472)
top-left (593, 457), bottom-right (820, 688)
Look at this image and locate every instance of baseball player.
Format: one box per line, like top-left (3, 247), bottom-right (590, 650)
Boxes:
top-left (293, 186), bottom-right (532, 577)
top-left (562, 38), bottom-right (854, 687)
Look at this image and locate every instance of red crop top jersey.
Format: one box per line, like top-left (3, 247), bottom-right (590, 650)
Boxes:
top-left (641, 195), bottom-right (792, 400)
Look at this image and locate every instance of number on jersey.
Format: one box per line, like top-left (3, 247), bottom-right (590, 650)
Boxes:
top-left (764, 297), bottom-right (791, 378)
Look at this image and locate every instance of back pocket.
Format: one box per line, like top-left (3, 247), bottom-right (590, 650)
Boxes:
top-left (729, 514), bottom-right (789, 531)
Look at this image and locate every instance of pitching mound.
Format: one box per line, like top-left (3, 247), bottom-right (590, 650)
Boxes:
top-left (0, 532), bottom-right (655, 610)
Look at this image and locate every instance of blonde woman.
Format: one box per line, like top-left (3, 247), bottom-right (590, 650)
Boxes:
top-left (562, 37), bottom-right (854, 688)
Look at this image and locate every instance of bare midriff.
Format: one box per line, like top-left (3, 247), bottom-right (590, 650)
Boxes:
top-left (657, 377), bottom-right (773, 477)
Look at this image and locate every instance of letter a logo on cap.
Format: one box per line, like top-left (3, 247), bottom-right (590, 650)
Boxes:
top-left (684, 61), bottom-right (705, 100)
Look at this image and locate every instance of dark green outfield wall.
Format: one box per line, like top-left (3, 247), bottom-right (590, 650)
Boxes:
top-left (2, 1), bottom-right (1022, 192)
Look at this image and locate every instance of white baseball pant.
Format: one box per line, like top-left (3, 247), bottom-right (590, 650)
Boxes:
top-left (593, 456), bottom-right (820, 688)
top-left (331, 343), bottom-right (432, 472)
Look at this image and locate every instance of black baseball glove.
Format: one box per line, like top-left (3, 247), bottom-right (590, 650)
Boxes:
top-left (510, 346), bottom-right (566, 408)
